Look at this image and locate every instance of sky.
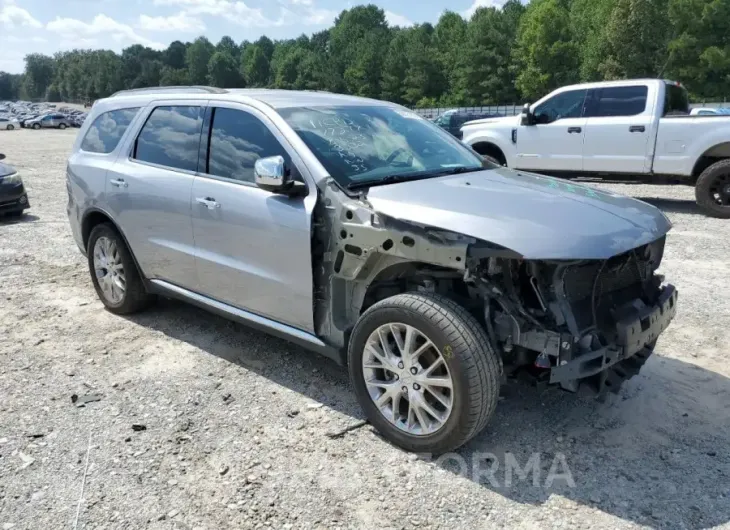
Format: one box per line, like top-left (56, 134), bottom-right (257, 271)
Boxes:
top-left (0, 0), bottom-right (505, 73)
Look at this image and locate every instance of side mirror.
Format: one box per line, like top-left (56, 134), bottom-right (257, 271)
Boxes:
top-left (254, 155), bottom-right (292, 193)
top-left (520, 103), bottom-right (534, 126)
top-left (0, 154), bottom-right (5, 161)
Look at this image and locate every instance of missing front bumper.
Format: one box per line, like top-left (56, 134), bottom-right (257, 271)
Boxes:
top-left (549, 284), bottom-right (678, 393)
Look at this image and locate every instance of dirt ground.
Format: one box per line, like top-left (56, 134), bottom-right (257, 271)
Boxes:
top-left (0, 128), bottom-right (728, 530)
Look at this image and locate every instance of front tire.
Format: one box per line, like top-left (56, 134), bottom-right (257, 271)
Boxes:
top-left (696, 159), bottom-right (730, 218)
top-left (7, 124), bottom-right (13, 131)
top-left (349, 292), bottom-right (501, 454)
top-left (87, 223), bottom-right (152, 314)
top-left (32, 123), bottom-right (40, 130)
top-left (59, 123), bottom-right (67, 130)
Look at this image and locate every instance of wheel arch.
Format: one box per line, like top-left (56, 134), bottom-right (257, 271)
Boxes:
top-left (691, 141), bottom-right (730, 180)
top-left (81, 208), bottom-right (147, 282)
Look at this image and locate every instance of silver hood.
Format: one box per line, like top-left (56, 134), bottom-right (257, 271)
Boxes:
top-left (365, 168), bottom-right (672, 260)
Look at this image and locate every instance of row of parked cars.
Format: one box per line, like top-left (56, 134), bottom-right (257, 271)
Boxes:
top-left (0, 101), bottom-right (87, 130)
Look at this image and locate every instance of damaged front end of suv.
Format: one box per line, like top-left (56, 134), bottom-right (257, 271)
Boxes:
top-left (311, 169), bottom-right (677, 395)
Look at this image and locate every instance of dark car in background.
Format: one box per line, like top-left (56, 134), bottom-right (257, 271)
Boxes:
top-left (0, 154), bottom-right (29, 217)
top-left (434, 111), bottom-right (503, 139)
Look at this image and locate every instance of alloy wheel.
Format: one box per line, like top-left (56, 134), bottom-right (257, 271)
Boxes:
top-left (362, 323), bottom-right (454, 436)
top-left (93, 236), bottom-right (126, 304)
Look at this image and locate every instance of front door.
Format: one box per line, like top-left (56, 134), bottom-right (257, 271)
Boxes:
top-left (514, 88), bottom-right (588, 172)
top-left (582, 85), bottom-right (654, 173)
top-left (191, 103), bottom-right (316, 332)
top-left (105, 102), bottom-right (205, 290)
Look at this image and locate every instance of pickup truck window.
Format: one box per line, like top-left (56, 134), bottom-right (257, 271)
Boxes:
top-left (532, 89), bottom-right (587, 124)
top-left (278, 105), bottom-right (483, 187)
top-left (663, 84), bottom-right (690, 116)
top-left (585, 86), bottom-right (648, 118)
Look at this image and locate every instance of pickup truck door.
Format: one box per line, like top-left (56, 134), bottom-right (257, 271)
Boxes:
top-left (582, 85), bottom-right (655, 173)
top-left (514, 88), bottom-right (588, 172)
top-left (191, 103), bottom-right (316, 333)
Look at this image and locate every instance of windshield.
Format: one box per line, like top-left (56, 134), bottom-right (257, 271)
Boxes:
top-left (277, 105), bottom-right (484, 188)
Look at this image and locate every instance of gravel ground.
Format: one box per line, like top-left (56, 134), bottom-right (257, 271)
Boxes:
top-left (1, 129), bottom-right (729, 530)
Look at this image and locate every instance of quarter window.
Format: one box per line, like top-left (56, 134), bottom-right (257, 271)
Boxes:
top-left (133, 106), bottom-right (203, 172)
top-left (587, 86), bottom-right (648, 117)
top-left (532, 90), bottom-right (587, 124)
top-left (80, 107), bottom-right (140, 154)
top-left (207, 107), bottom-right (289, 183)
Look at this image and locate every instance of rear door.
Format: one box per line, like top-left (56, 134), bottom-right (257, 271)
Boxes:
top-left (105, 101), bottom-right (204, 290)
top-left (191, 102), bottom-right (316, 332)
top-left (582, 84), bottom-right (654, 173)
top-left (514, 89), bottom-right (588, 172)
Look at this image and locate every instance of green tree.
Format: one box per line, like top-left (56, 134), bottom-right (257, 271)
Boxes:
top-left (241, 45), bottom-right (270, 87)
top-left (23, 54), bottom-right (55, 99)
top-left (513, 0), bottom-right (580, 101)
top-left (163, 41), bottom-right (188, 70)
top-left (598, 0), bottom-right (670, 79)
top-left (570, 0), bottom-right (614, 81)
top-left (380, 30), bottom-right (409, 103)
top-left (433, 11), bottom-right (468, 104)
top-left (330, 5), bottom-right (390, 97)
top-left (454, 1), bottom-right (524, 105)
top-left (0, 72), bottom-right (21, 100)
top-left (666, 0), bottom-right (730, 98)
top-left (216, 36), bottom-right (239, 57)
top-left (160, 67), bottom-right (190, 86)
top-left (208, 51), bottom-right (242, 88)
top-left (186, 37), bottom-right (215, 85)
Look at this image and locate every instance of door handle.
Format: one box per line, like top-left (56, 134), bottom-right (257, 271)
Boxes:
top-left (196, 197), bottom-right (220, 209)
top-left (110, 178), bottom-right (128, 188)
top-left (629, 125), bottom-right (645, 133)
top-left (567, 127), bottom-right (582, 134)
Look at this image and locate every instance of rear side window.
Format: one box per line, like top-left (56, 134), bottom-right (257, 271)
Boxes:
top-left (133, 106), bottom-right (203, 172)
top-left (664, 84), bottom-right (690, 116)
top-left (206, 107), bottom-right (289, 183)
top-left (80, 108), bottom-right (140, 154)
top-left (587, 86), bottom-right (648, 117)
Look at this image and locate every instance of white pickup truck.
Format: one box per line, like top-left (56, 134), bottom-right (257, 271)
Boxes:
top-left (461, 79), bottom-right (730, 218)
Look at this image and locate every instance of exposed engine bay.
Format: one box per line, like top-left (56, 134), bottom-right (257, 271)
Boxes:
top-left (312, 178), bottom-right (678, 394)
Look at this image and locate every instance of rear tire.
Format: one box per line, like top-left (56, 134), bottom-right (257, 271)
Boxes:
top-left (59, 123), bottom-right (67, 130)
top-left (87, 223), bottom-right (152, 314)
top-left (7, 124), bottom-right (13, 131)
top-left (696, 159), bottom-right (730, 218)
top-left (349, 292), bottom-right (501, 454)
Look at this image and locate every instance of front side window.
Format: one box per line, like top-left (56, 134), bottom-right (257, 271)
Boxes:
top-left (278, 105), bottom-right (484, 188)
top-left (532, 90), bottom-right (587, 124)
top-left (587, 86), bottom-right (648, 117)
top-left (133, 106), bottom-right (203, 172)
top-left (80, 107), bottom-right (140, 154)
top-left (207, 107), bottom-right (289, 183)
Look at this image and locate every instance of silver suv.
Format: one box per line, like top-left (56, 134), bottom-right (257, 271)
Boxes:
top-left (27, 113), bottom-right (72, 129)
top-left (66, 87), bottom-right (677, 453)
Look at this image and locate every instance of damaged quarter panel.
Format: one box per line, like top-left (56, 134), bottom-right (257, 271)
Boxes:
top-left (366, 168), bottom-right (672, 260)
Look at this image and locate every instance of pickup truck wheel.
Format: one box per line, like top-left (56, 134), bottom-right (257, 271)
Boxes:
top-left (87, 223), bottom-right (152, 314)
top-left (348, 292), bottom-right (501, 454)
top-left (696, 159), bottom-right (730, 218)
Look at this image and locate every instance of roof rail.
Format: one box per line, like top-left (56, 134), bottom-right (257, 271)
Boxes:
top-left (110, 86), bottom-right (228, 97)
